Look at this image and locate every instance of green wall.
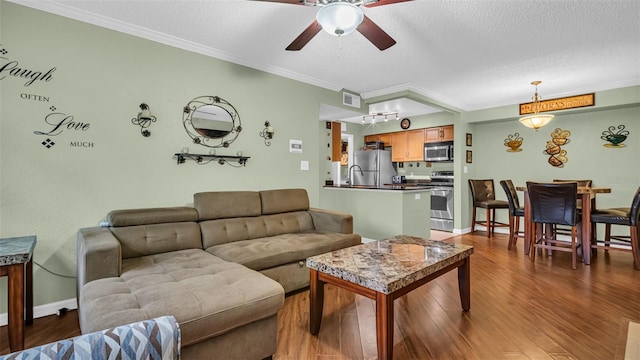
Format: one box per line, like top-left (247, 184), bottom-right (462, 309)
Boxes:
top-left (0, 1), bottom-right (350, 311)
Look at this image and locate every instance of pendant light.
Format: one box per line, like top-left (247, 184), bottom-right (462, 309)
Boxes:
top-left (519, 81), bottom-right (555, 131)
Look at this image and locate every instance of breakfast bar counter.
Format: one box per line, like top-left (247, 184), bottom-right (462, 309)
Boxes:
top-left (321, 186), bottom-right (431, 240)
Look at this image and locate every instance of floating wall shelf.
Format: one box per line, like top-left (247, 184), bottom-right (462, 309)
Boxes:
top-left (175, 153), bottom-right (250, 167)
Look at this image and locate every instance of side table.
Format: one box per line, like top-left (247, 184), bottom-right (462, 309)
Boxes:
top-left (0, 235), bottom-right (36, 352)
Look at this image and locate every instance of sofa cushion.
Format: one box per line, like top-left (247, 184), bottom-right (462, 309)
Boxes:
top-left (108, 207), bottom-right (199, 226)
top-left (260, 188), bottom-right (309, 215)
top-left (206, 231), bottom-right (361, 271)
top-left (194, 191), bottom-right (262, 220)
top-left (200, 211), bottom-right (315, 248)
top-left (111, 222), bottom-right (202, 259)
top-left (79, 249), bottom-right (284, 347)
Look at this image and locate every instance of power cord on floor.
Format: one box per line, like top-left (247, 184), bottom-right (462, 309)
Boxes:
top-left (34, 260), bottom-right (76, 279)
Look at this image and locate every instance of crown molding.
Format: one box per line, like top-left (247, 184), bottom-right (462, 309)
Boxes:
top-left (7, 0), bottom-right (343, 92)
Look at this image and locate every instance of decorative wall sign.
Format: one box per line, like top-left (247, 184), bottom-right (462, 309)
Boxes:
top-left (31, 104), bottom-right (93, 150)
top-left (466, 150), bottom-right (472, 163)
top-left (0, 45), bottom-right (57, 87)
top-left (504, 133), bottom-right (523, 152)
top-left (544, 128), bottom-right (571, 167)
top-left (520, 93), bottom-right (595, 115)
top-left (601, 125), bottom-right (629, 148)
top-left (5, 45), bottom-right (93, 150)
top-left (466, 133), bottom-right (472, 146)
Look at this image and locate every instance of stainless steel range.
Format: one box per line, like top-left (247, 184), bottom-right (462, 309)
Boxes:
top-left (429, 171), bottom-right (454, 232)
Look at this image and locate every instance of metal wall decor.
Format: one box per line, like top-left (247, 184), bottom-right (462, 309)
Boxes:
top-left (131, 103), bottom-right (156, 137)
top-left (175, 153), bottom-right (249, 167)
top-left (544, 128), bottom-right (571, 167)
top-left (601, 125), bottom-right (629, 148)
top-left (504, 132), bottom-right (523, 152)
top-left (259, 121), bottom-right (274, 146)
top-left (182, 95), bottom-right (241, 148)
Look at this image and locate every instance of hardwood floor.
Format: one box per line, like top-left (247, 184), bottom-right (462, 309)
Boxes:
top-left (2, 232), bottom-right (639, 359)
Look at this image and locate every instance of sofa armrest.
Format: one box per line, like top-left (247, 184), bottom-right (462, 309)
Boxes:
top-left (77, 227), bottom-right (122, 290)
top-left (0, 315), bottom-right (180, 360)
top-left (308, 208), bottom-right (354, 234)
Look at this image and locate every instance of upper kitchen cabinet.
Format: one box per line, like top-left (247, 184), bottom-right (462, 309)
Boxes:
top-left (364, 133), bottom-right (392, 147)
top-left (425, 125), bottom-right (454, 143)
top-left (391, 129), bottom-right (425, 162)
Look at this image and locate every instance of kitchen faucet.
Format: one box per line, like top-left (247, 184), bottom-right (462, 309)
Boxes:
top-left (347, 164), bottom-right (364, 186)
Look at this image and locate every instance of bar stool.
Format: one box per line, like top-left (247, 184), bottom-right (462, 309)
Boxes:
top-left (527, 182), bottom-right (582, 269)
top-left (468, 179), bottom-right (509, 238)
top-left (590, 186), bottom-right (640, 270)
top-left (500, 180), bottom-right (525, 250)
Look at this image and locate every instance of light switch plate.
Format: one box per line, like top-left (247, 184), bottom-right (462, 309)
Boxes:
top-left (415, 194), bottom-right (421, 200)
top-left (300, 160), bottom-right (309, 171)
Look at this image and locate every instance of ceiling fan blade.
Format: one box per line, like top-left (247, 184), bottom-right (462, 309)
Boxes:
top-left (357, 15), bottom-right (396, 50)
top-left (363, 0), bottom-right (413, 8)
top-left (252, 0), bottom-right (306, 4)
top-left (286, 20), bottom-right (322, 51)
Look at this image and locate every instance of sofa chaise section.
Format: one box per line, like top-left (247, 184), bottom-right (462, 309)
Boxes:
top-left (195, 188), bottom-right (362, 293)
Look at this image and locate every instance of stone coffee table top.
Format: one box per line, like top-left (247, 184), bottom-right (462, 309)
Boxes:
top-left (0, 235), bottom-right (37, 266)
top-left (306, 234), bottom-right (474, 294)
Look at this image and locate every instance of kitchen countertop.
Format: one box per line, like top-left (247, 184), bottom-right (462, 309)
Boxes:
top-left (324, 184), bottom-right (434, 191)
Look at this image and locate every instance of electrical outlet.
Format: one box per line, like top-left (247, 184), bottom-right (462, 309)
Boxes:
top-left (300, 160), bottom-right (309, 171)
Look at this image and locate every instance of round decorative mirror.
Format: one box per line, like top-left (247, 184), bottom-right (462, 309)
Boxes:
top-left (182, 96), bottom-right (241, 148)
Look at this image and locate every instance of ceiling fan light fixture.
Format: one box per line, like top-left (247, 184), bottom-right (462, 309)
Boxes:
top-left (316, 2), bottom-right (364, 37)
top-left (519, 80), bottom-right (555, 131)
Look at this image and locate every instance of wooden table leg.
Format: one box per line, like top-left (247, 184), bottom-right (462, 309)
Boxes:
top-left (7, 263), bottom-right (25, 352)
top-left (582, 192), bottom-right (592, 265)
top-left (26, 258), bottom-right (33, 325)
top-left (375, 292), bottom-right (394, 360)
top-left (524, 190), bottom-right (532, 255)
top-left (458, 257), bottom-right (471, 311)
top-left (309, 269), bottom-right (325, 335)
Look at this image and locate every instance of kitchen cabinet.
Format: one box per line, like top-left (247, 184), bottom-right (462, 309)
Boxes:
top-left (364, 133), bottom-right (391, 147)
top-left (391, 129), bottom-right (425, 162)
top-left (425, 125), bottom-right (454, 143)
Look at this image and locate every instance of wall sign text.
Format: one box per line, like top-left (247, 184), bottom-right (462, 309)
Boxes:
top-left (520, 93), bottom-right (595, 115)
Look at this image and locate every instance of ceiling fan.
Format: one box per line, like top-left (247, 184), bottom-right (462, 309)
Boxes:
top-left (256, 0), bottom-right (413, 51)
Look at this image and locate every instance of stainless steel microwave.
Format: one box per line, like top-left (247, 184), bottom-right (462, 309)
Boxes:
top-left (424, 142), bottom-right (454, 162)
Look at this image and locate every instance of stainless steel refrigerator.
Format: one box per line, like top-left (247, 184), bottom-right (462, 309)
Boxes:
top-left (352, 150), bottom-right (397, 187)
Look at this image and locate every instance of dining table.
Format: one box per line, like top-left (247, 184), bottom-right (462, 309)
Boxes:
top-left (516, 185), bottom-right (611, 265)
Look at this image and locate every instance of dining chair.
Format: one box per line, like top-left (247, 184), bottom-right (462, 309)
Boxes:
top-left (468, 179), bottom-right (509, 238)
top-left (590, 186), bottom-right (640, 270)
top-left (553, 179), bottom-right (596, 209)
top-left (527, 181), bottom-right (582, 269)
top-left (499, 180), bottom-right (525, 250)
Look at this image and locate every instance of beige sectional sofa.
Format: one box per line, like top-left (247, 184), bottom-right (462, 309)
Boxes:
top-left (77, 188), bottom-right (361, 359)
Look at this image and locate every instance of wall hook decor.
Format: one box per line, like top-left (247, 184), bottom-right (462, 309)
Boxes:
top-left (131, 103), bottom-right (156, 137)
top-left (259, 121), bottom-right (274, 146)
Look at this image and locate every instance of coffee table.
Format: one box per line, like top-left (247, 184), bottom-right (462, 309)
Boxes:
top-left (0, 235), bottom-right (36, 352)
top-left (306, 235), bottom-right (473, 360)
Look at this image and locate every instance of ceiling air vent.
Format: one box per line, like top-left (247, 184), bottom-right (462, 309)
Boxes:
top-left (342, 92), bottom-right (361, 109)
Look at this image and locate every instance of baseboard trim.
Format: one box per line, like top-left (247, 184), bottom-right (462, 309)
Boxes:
top-left (0, 298), bottom-right (77, 326)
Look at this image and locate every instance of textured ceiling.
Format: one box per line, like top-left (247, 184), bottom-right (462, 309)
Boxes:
top-left (10, 0), bottom-right (640, 121)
